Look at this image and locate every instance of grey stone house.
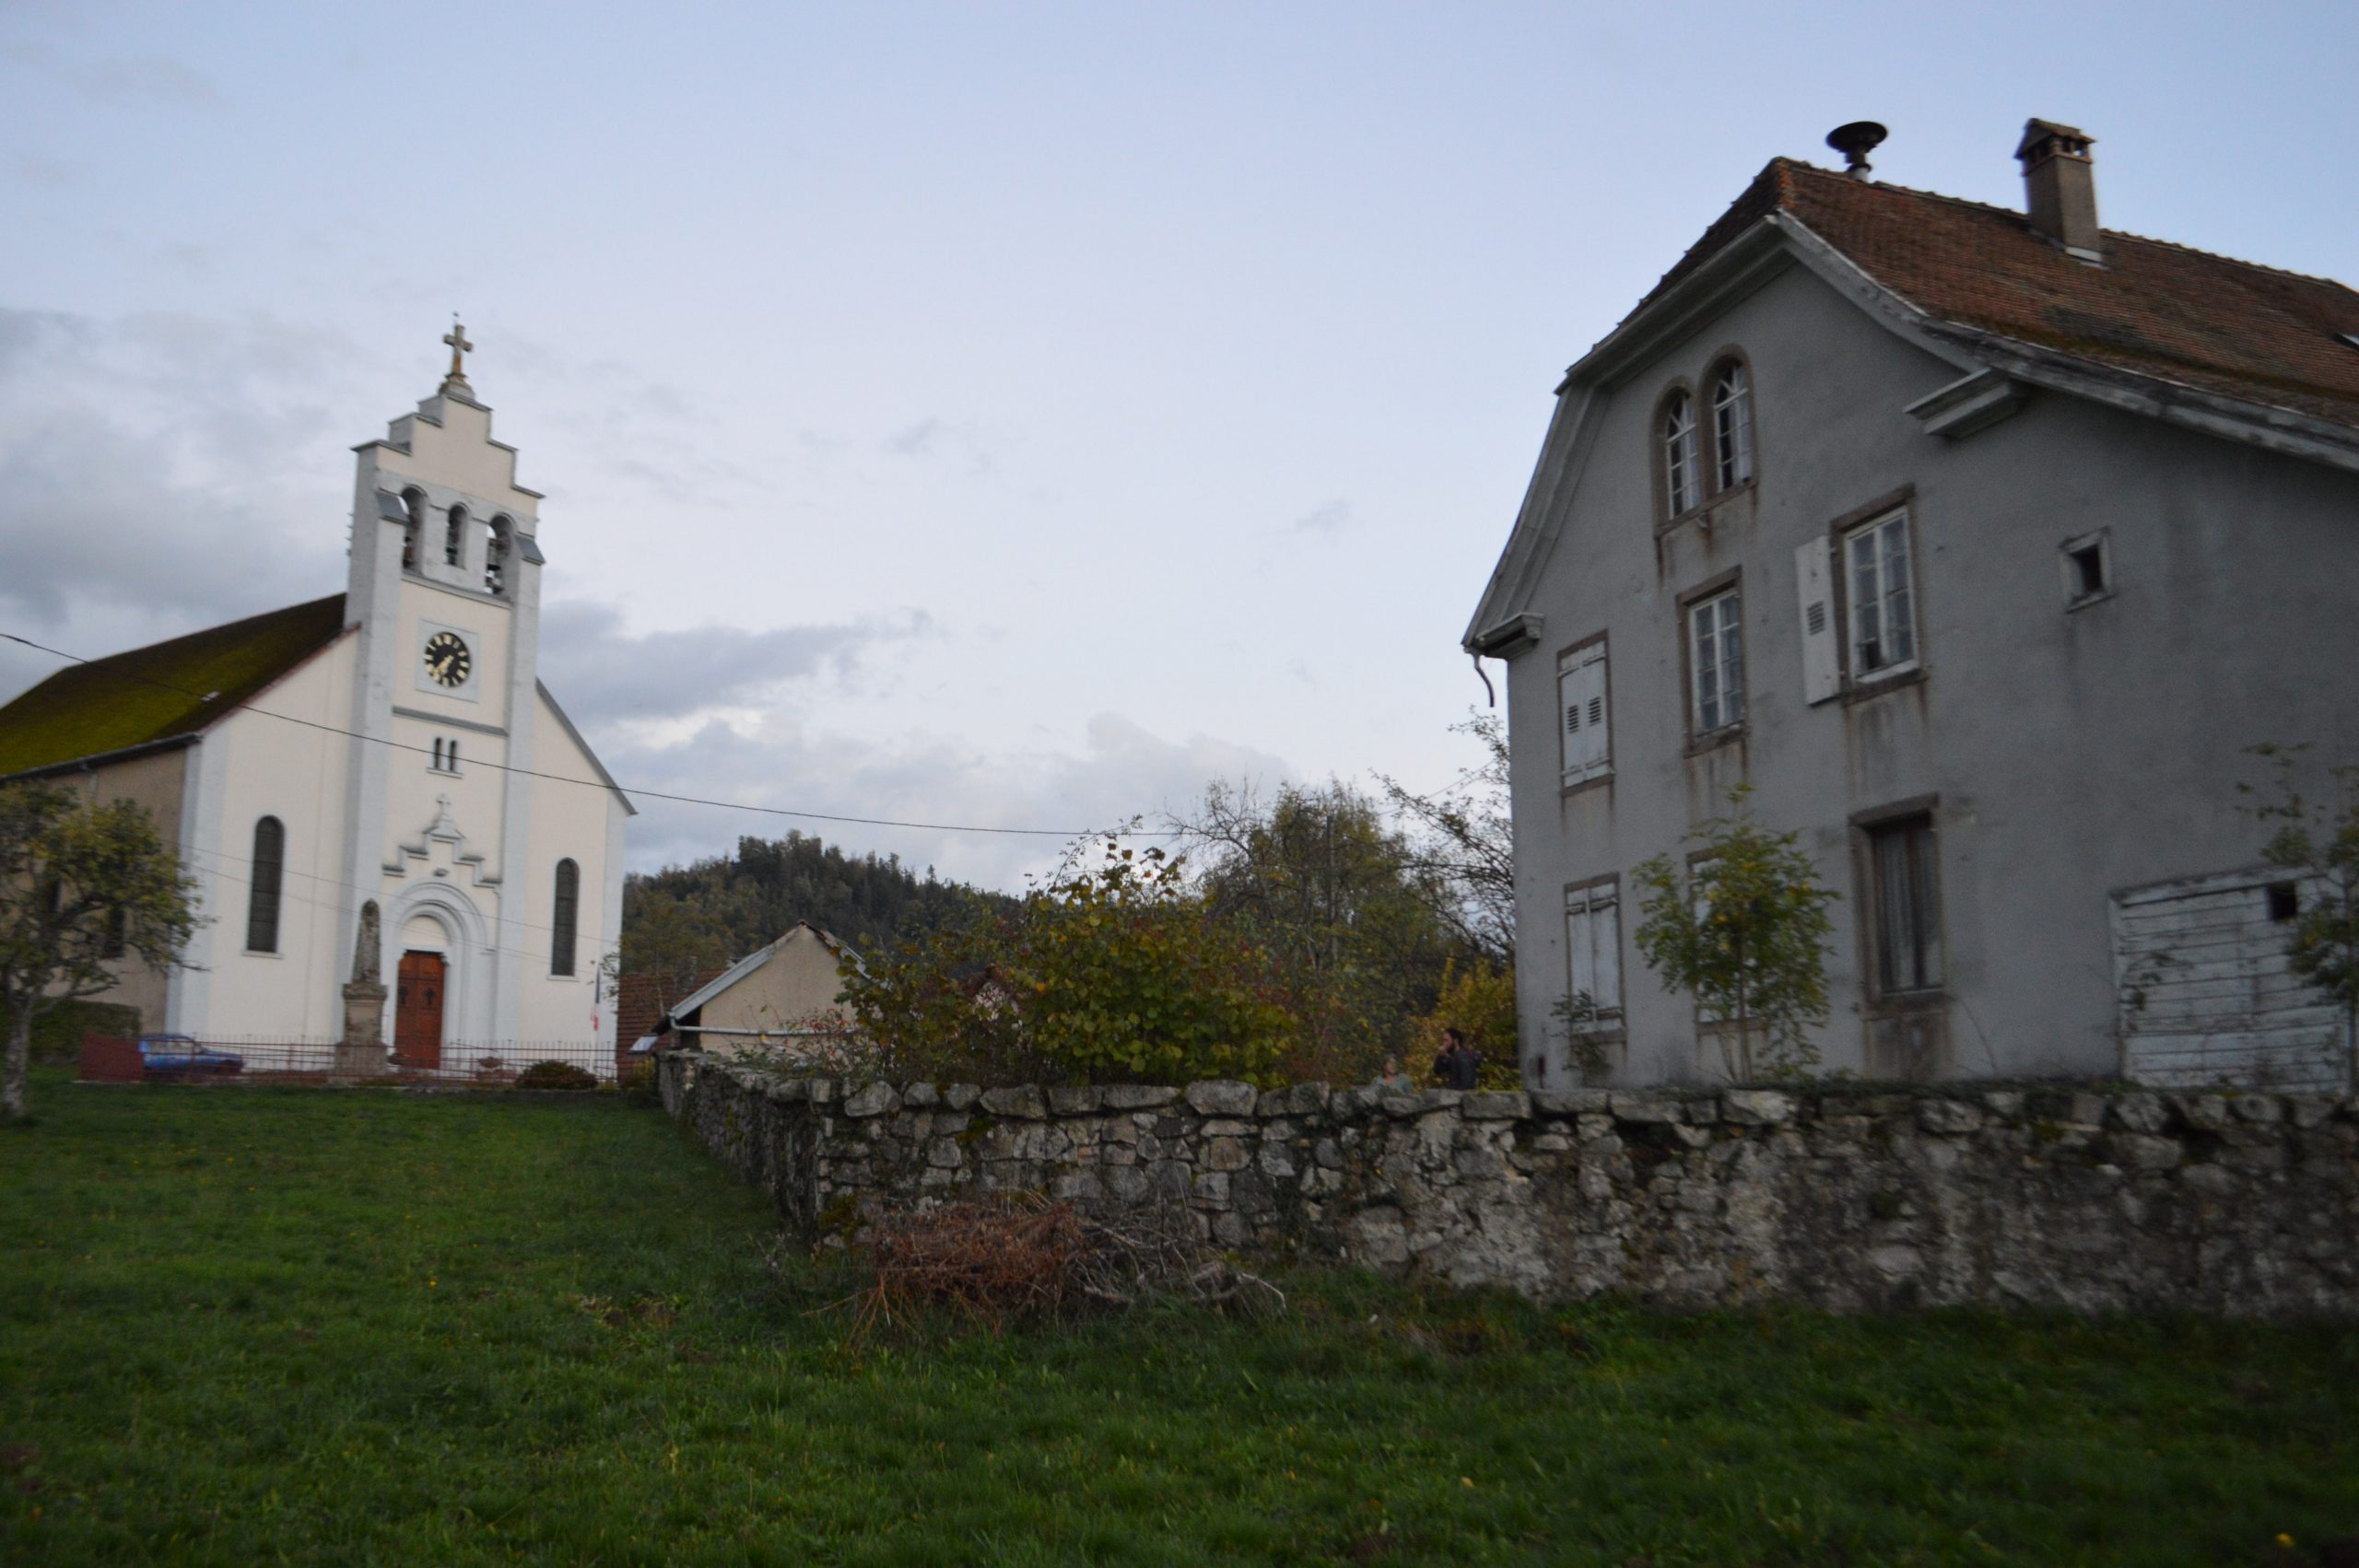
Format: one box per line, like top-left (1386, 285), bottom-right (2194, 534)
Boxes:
top-left (1463, 121), bottom-right (2359, 1091)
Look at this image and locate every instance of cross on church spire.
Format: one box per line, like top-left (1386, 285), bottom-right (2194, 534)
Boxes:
top-left (440, 316), bottom-right (475, 393)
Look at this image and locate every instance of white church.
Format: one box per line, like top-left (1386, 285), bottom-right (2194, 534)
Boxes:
top-left (0, 333), bottom-right (633, 1072)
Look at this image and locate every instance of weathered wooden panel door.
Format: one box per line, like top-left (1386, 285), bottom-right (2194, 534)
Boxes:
top-left (394, 950), bottom-right (445, 1070)
top-left (2113, 871), bottom-right (2342, 1090)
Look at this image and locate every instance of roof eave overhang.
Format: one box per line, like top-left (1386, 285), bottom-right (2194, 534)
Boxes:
top-left (1464, 216), bottom-right (1819, 653)
top-left (1926, 327), bottom-right (2359, 474)
top-left (535, 679), bottom-right (638, 815)
top-left (660, 944), bottom-right (774, 1028)
top-left (1559, 218), bottom-right (1800, 395)
top-left (0, 732), bottom-right (199, 786)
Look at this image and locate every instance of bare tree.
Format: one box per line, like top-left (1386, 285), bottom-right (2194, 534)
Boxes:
top-left (1376, 711), bottom-right (1514, 966)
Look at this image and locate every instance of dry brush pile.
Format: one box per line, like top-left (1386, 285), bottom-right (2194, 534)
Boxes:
top-left (831, 1192), bottom-right (1285, 1344)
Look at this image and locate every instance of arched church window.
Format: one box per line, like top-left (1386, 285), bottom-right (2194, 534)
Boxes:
top-left (402, 488), bottom-right (425, 570)
top-left (551, 859), bottom-right (580, 977)
top-left (486, 515), bottom-right (512, 597)
top-left (247, 816), bottom-right (285, 954)
top-left (444, 505), bottom-right (468, 568)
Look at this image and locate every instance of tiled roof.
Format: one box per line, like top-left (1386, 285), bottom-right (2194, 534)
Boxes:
top-left (1625, 158), bottom-right (2359, 431)
top-left (0, 595), bottom-right (349, 778)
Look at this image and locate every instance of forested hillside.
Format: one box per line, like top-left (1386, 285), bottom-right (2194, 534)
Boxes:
top-left (622, 833), bottom-right (1015, 984)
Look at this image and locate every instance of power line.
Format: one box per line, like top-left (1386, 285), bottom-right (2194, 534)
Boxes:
top-left (3, 629), bottom-right (1175, 840)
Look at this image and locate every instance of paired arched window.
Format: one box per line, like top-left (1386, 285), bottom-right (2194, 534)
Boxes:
top-left (485, 515), bottom-right (512, 597)
top-left (1711, 360), bottom-right (1754, 490)
top-left (401, 488), bottom-right (426, 570)
top-left (1661, 391), bottom-right (1698, 518)
top-left (247, 816), bottom-right (285, 954)
top-left (550, 859), bottom-right (579, 977)
top-left (1658, 357), bottom-right (1758, 520)
top-left (444, 504), bottom-right (468, 568)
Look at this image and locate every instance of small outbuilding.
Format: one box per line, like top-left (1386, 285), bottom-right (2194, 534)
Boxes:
top-left (657, 924), bottom-right (863, 1059)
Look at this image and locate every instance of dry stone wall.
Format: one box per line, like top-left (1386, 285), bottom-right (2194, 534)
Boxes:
top-left (658, 1051), bottom-right (2359, 1318)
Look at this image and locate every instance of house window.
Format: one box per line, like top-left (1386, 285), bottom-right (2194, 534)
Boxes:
top-left (2061, 528), bottom-right (2110, 608)
top-left (1564, 879), bottom-right (1623, 1028)
top-left (247, 815), bottom-right (285, 954)
top-left (551, 858), bottom-right (579, 977)
top-left (444, 504), bottom-right (468, 568)
top-left (429, 738), bottom-right (459, 774)
top-left (1867, 815), bottom-right (1942, 996)
top-left (1661, 391), bottom-right (1697, 517)
top-left (1710, 361), bottom-right (1754, 490)
top-left (485, 515), bottom-right (512, 597)
top-left (1845, 510), bottom-right (1918, 679)
top-left (102, 904), bottom-right (126, 958)
top-left (1556, 638), bottom-right (1610, 787)
top-left (1687, 588), bottom-right (1745, 736)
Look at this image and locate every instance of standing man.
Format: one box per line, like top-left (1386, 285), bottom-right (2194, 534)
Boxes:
top-left (1432, 1027), bottom-right (1481, 1090)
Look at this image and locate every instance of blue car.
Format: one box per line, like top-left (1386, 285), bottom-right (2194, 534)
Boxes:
top-left (136, 1035), bottom-right (244, 1076)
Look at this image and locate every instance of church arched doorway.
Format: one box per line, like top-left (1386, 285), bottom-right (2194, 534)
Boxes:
top-left (394, 950), bottom-right (446, 1069)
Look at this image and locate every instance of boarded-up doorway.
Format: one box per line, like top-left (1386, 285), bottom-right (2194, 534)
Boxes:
top-left (2112, 870), bottom-right (2341, 1090)
top-left (394, 950), bottom-right (446, 1070)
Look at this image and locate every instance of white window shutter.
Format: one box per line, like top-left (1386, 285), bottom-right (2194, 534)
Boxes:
top-left (1557, 644), bottom-right (1611, 786)
top-left (1594, 895), bottom-right (1621, 1014)
top-left (1796, 538), bottom-right (1840, 705)
top-left (1565, 884), bottom-right (1623, 1019)
top-left (1567, 903), bottom-right (1595, 1011)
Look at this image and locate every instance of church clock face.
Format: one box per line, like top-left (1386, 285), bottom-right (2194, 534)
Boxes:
top-left (422, 630), bottom-right (473, 688)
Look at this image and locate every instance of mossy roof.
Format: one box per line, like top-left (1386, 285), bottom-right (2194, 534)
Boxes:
top-left (0, 594), bottom-right (348, 778)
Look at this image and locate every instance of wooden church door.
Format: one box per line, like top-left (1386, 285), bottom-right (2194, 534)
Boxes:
top-left (394, 950), bottom-right (445, 1070)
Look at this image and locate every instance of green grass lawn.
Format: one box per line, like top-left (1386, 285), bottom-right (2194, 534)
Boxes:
top-left (2, 1070), bottom-right (2353, 1566)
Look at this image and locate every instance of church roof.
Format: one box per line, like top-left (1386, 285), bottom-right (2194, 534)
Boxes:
top-left (0, 594), bottom-right (349, 778)
top-left (1614, 157), bottom-right (2359, 431)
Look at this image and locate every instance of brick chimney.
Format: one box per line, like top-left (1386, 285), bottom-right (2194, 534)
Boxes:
top-left (2015, 119), bottom-right (2101, 261)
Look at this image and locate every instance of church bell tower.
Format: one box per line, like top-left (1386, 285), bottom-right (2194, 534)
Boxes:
top-left (337, 324), bottom-right (552, 1053)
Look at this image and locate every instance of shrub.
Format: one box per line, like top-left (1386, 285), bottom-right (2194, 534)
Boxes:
top-left (842, 842), bottom-right (1295, 1086)
top-left (514, 1059), bottom-right (599, 1092)
top-left (1631, 786), bottom-right (1838, 1082)
top-left (617, 1058), bottom-right (660, 1104)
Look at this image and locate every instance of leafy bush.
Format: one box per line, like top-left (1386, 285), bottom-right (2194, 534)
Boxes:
top-left (2244, 745), bottom-right (2359, 1094)
top-left (617, 1058), bottom-right (660, 1105)
top-left (1631, 787), bottom-right (1838, 1082)
top-left (514, 1059), bottom-right (599, 1092)
top-left (842, 843), bottom-right (1294, 1086)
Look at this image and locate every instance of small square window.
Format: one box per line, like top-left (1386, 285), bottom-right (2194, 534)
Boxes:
top-left (2267, 883), bottom-right (2300, 922)
top-left (2061, 530), bottom-right (2111, 607)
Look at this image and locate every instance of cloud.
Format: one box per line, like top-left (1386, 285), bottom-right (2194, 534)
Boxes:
top-left (73, 54), bottom-right (226, 111)
top-left (12, 155), bottom-right (85, 188)
top-left (537, 600), bottom-right (933, 728)
top-left (601, 708), bottom-right (1292, 892)
top-left (0, 308), bottom-right (363, 645)
top-left (1290, 499), bottom-right (1353, 534)
top-left (881, 415), bottom-right (996, 476)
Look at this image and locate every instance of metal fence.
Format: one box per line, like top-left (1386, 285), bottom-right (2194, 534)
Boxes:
top-left (78, 1033), bottom-right (633, 1087)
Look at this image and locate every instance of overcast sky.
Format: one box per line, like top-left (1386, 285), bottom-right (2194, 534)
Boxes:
top-left (5, 0), bottom-right (2354, 890)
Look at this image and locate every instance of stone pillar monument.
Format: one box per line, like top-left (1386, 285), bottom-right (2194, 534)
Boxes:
top-left (333, 901), bottom-right (391, 1082)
